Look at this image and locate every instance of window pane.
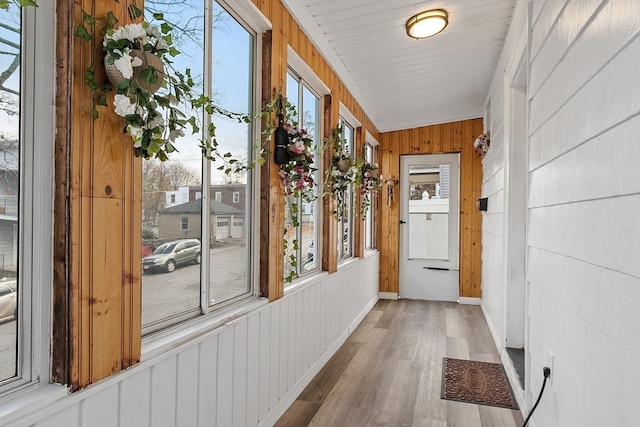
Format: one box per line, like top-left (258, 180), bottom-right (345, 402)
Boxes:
top-left (337, 120), bottom-right (354, 260)
top-left (209, 2), bottom-right (253, 305)
top-left (0, 4), bottom-right (21, 383)
top-left (284, 71), bottom-right (321, 282)
top-left (364, 143), bottom-right (374, 249)
top-left (142, 1), bottom-right (204, 330)
top-left (299, 86), bottom-right (319, 273)
top-left (408, 164), bottom-right (450, 259)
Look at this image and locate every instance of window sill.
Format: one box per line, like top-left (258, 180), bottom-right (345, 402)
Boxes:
top-left (363, 249), bottom-right (379, 259)
top-left (284, 270), bottom-right (329, 296)
top-left (0, 384), bottom-right (68, 426)
top-left (141, 297), bottom-right (269, 361)
top-left (337, 256), bottom-right (360, 269)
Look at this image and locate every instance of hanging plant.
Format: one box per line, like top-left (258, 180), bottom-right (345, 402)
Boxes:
top-left (275, 95), bottom-right (322, 282)
top-left (74, 4), bottom-right (263, 165)
top-left (357, 160), bottom-right (381, 217)
top-left (473, 131), bottom-right (490, 156)
top-left (325, 125), bottom-right (358, 219)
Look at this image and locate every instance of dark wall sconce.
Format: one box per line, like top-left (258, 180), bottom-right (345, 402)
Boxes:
top-left (477, 197), bottom-right (488, 211)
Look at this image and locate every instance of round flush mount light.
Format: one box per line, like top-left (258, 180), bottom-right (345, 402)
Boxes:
top-left (406, 9), bottom-right (448, 39)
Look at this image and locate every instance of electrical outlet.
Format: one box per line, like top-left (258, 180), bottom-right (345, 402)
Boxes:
top-left (546, 350), bottom-right (554, 383)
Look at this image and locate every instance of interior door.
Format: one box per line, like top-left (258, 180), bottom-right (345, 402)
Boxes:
top-left (399, 154), bottom-right (460, 301)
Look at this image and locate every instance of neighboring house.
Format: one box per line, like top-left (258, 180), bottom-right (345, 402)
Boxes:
top-left (158, 198), bottom-right (245, 242)
top-left (165, 184), bottom-right (246, 209)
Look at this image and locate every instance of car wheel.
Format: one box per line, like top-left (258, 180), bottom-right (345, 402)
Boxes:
top-left (195, 253), bottom-right (201, 264)
top-left (165, 260), bottom-right (176, 273)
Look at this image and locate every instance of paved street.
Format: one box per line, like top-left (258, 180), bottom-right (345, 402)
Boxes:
top-left (143, 242), bottom-right (247, 326)
top-left (0, 318), bottom-right (16, 381)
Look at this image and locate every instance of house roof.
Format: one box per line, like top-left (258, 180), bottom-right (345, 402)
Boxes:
top-left (160, 199), bottom-right (244, 216)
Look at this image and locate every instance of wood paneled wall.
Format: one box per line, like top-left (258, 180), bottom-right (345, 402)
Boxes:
top-left (378, 119), bottom-right (484, 298)
top-left (54, 0), bottom-right (142, 389)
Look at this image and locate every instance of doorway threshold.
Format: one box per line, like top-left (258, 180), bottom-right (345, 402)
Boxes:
top-left (506, 347), bottom-right (525, 389)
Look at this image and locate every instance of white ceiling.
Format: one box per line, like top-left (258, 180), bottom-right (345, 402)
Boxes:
top-left (281, 0), bottom-right (516, 132)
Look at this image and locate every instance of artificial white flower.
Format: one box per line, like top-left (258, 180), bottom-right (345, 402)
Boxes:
top-left (169, 128), bottom-right (185, 142)
top-left (155, 37), bottom-right (169, 51)
top-left (126, 125), bottom-right (144, 145)
top-left (119, 23), bottom-right (147, 42)
top-left (113, 94), bottom-right (137, 117)
top-left (113, 49), bottom-right (143, 79)
top-left (146, 25), bottom-right (161, 38)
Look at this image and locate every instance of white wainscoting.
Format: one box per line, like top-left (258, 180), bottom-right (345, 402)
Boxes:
top-left (6, 253), bottom-right (379, 427)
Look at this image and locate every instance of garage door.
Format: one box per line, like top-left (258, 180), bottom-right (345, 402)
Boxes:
top-left (216, 217), bottom-right (230, 240)
top-left (231, 218), bottom-right (244, 238)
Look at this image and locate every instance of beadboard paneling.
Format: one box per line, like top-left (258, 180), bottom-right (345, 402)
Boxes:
top-left (15, 254), bottom-right (379, 427)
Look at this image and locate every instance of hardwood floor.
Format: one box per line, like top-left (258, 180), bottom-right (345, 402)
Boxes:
top-left (275, 299), bottom-right (524, 427)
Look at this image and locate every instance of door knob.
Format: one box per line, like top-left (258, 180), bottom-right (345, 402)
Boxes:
top-left (399, 220), bottom-right (406, 224)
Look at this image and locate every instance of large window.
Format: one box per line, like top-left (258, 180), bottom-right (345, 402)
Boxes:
top-left (364, 140), bottom-right (376, 250)
top-left (0, 3), bottom-right (54, 395)
top-left (284, 68), bottom-right (322, 282)
top-left (337, 119), bottom-right (354, 260)
top-left (141, 0), bottom-right (263, 334)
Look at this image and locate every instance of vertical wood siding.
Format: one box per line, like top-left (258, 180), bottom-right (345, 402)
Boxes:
top-left (19, 255), bottom-right (379, 427)
top-left (379, 119), bottom-right (484, 298)
top-left (62, 0), bottom-right (142, 389)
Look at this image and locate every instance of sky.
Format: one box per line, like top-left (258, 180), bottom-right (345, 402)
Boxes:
top-left (147, 0), bottom-right (254, 182)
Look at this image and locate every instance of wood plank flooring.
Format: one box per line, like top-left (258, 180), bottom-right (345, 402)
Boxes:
top-left (275, 299), bottom-right (524, 427)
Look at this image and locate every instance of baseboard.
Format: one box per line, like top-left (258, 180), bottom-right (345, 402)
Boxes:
top-left (378, 292), bottom-right (398, 300)
top-left (349, 295), bottom-right (379, 335)
top-left (458, 297), bottom-right (481, 305)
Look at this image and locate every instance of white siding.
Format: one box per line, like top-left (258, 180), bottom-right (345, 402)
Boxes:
top-left (6, 254), bottom-right (379, 427)
top-left (481, 0), bottom-right (640, 426)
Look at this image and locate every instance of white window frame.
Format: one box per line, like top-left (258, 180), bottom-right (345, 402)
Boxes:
top-left (337, 104), bottom-right (360, 262)
top-left (285, 47), bottom-right (330, 285)
top-left (214, 191), bottom-right (222, 202)
top-left (364, 130), bottom-right (378, 251)
top-left (0, 2), bottom-right (55, 398)
top-left (141, 0), bottom-right (270, 336)
top-left (232, 191), bottom-right (240, 203)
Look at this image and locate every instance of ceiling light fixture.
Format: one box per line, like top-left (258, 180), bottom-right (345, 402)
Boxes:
top-left (406, 9), bottom-right (448, 39)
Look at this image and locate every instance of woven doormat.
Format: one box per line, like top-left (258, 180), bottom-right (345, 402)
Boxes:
top-left (441, 358), bottom-right (518, 409)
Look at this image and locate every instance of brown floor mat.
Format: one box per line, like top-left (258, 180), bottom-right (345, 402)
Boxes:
top-left (441, 357), bottom-right (518, 409)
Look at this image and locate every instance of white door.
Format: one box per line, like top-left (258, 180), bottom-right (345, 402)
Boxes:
top-left (399, 154), bottom-right (460, 301)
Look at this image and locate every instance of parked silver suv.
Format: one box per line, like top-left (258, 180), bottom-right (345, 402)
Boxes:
top-left (142, 239), bottom-right (201, 273)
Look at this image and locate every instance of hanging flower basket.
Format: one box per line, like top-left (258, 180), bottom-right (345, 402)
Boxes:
top-left (473, 131), bottom-right (490, 156)
top-left (104, 49), bottom-right (165, 94)
top-left (335, 157), bottom-right (353, 173)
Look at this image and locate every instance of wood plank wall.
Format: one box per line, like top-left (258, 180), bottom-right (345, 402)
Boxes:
top-left (379, 119), bottom-right (484, 298)
top-left (54, 0), bottom-right (142, 390)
